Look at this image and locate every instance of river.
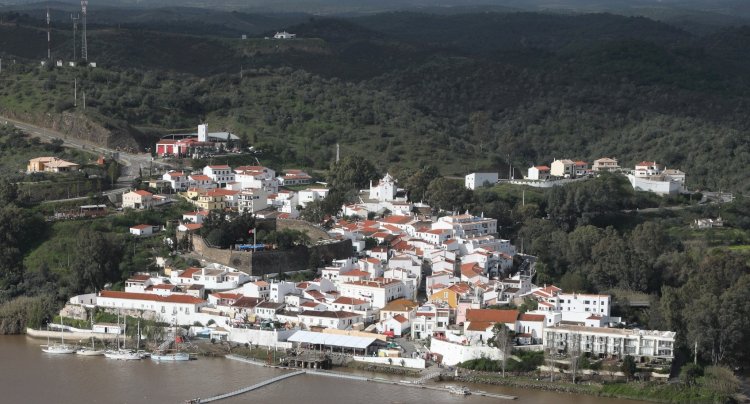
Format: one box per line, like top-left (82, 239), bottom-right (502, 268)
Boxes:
top-left (0, 336), bottom-right (645, 404)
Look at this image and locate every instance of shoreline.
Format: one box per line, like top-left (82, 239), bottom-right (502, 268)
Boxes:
top-left (225, 354), bottom-right (518, 400)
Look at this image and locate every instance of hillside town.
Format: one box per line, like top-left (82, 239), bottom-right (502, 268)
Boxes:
top-left (56, 160), bottom-right (676, 375)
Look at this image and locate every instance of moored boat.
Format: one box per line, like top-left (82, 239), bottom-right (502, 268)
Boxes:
top-left (151, 352), bottom-right (190, 362)
top-left (446, 385), bottom-right (471, 396)
top-left (42, 344), bottom-right (77, 354)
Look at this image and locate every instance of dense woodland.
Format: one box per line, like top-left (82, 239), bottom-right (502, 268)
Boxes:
top-left (0, 6), bottom-right (748, 379)
top-left (1, 11), bottom-right (750, 189)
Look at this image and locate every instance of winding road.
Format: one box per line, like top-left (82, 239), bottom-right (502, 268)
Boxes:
top-left (2, 115), bottom-right (168, 189)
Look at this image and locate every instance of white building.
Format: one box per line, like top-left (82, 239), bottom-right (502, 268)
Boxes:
top-left (628, 161), bottom-right (686, 195)
top-left (369, 173), bottom-right (398, 202)
top-left (527, 165), bottom-right (551, 180)
top-left (122, 190), bottom-right (154, 210)
top-left (162, 171), bottom-right (189, 191)
top-left (411, 303), bottom-right (450, 340)
top-left (544, 324), bottom-right (675, 360)
top-left (170, 265), bottom-right (251, 291)
top-left (203, 165), bottom-right (235, 187)
top-left (465, 172), bottom-right (498, 190)
top-left (339, 278), bottom-right (407, 309)
top-left (432, 213), bottom-right (497, 238)
top-left (95, 291), bottom-right (209, 326)
top-left (129, 224), bottom-right (158, 236)
top-left (297, 310), bottom-right (362, 330)
top-left (274, 31), bottom-right (296, 39)
top-left (298, 187), bottom-right (330, 207)
top-left (238, 188), bottom-right (269, 213)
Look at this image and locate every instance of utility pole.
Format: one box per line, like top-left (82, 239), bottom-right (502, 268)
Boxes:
top-left (74, 78), bottom-right (77, 107)
top-left (46, 7), bottom-right (51, 61)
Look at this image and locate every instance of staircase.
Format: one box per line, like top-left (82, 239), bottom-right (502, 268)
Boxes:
top-left (414, 369), bottom-right (442, 384)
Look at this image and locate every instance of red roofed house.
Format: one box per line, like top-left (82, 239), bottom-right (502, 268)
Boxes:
top-left (377, 313), bottom-right (410, 337)
top-left (464, 309), bottom-right (520, 342)
top-left (122, 190), bottom-right (154, 209)
top-left (527, 165), bottom-right (551, 181)
top-left (340, 278), bottom-right (407, 309)
top-left (518, 313), bottom-right (545, 345)
top-left (203, 165), bottom-right (235, 187)
top-left (129, 224), bottom-right (159, 236)
top-left (189, 174), bottom-right (216, 190)
top-left (96, 290), bottom-right (208, 326)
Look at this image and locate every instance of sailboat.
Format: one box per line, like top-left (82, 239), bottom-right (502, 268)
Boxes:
top-left (77, 317), bottom-right (104, 356)
top-left (104, 312), bottom-right (141, 360)
top-left (151, 334), bottom-right (190, 362)
top-left (77, 341), bottom-right (105, 356)
top-left (42, 316), bottom-right (77, 354)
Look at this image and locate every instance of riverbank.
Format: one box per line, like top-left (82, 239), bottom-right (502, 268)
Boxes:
top-left (453, 371), bottom-right (737, 403)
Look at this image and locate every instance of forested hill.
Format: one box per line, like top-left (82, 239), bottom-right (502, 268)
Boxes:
top-left (1, 9), bottom-right (750, 191)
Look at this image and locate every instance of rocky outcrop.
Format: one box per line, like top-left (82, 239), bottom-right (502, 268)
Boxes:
top-left (0, 109), bottom-right (141, 150)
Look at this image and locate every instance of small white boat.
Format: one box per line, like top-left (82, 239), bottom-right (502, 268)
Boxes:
top-left (151, 352), bottom-right (190, 362)
top-left (42, 344), bottom-right (77, 354)
top-left (76, 347), bottom-right (105, 356)
top-left (446, 385), bottom-right (471, 396)
top-left (104, 350), bottom-right (142, 360)
top-left (42, 317), bottom-right (77, 354)
top-left (77, 335), bottom-right (105, 356)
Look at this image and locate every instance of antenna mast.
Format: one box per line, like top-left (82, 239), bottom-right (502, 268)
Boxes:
top-left (46, 7), bottom-right (51, 61)
top-left (71, 13), bottom-right (79, 61)
top-left (81, 0), bottom-right (88, 62)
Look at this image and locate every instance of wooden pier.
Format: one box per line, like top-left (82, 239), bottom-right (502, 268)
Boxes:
top-left (187, 370), bottom-right (304, 403)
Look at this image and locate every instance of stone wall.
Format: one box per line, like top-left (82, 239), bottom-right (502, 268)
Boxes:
top-left (191, 235), bottom-right (353, 277)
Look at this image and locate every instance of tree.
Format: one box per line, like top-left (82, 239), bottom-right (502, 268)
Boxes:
top-left (425, 177), bottom-right (473, 212)
top-left (327, 155), bottom-right (379, 192)
top-left (0, 179), bottom-right (18, 205)
top-left (488, 323), bottom-right (514, 377)
top-left (621, 355), bottom-right (637, 381)
top-left (568, 332), bottom-right (582, 383)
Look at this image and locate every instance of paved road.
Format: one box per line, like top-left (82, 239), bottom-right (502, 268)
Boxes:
top-left (1, 115), bottom-right (169, 187)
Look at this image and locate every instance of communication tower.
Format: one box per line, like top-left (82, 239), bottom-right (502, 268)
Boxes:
top-left (81, 0), bottom-right (88, 62)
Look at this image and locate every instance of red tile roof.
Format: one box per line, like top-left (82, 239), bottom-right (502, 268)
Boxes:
top-left (130, 224), bottom-right (153, 230)
top-left (333, 296), bottom-right (369, 306)
top-left (519, 313), bottom-right (545, 322)
top-left (380, 215), bottom-right (412, 225)
top-left (211, 292), bottom-right (243, 300)
top-left (100, 290), bottom-right (205, 304)
top-left (466, 309), bottom-right (519, 324)
top-left (127, 274), bottom-right (151, 282)
top-left (178, 267), bottom-right (201, 278)
top-left (534, 165), bottom-right (550, 171)
top-left (392, 314), bottom-right (409, 324)
top-left (132, 190), bottom-right (153, 197)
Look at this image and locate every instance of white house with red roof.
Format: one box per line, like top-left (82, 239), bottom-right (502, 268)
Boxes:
top-left (230, 280), bottom-right (270, 300)
top-left (297, 310), bottom-right (363, 330)
top-left (330, 296), bottom-right (372, 320)
top-left (203, 165), bottom-right (235, 187)
top-left (96, 290), bottom-right (209, 325)
top-left (122, 190), bottom-right (154, 209)
top-left (170, 264), bottom-right (251, 290)
top-left (235, 166), bottom-right (279, 193)
top-left (162, 171), bottom-right (189, 191)
top-left (277, 169), bottom-right (313, 186)
top-left (527, 165), bottom-right (551, 180)
top-left (377, 314), bottom-right (410, 337)
top-left (188, 174), bottom-right (216, 189)
top-left (411, 303), bottom-right (451, 340)
top-left (129, 224), bottom-right (159, 236)
top-left (340, 278), bottom-right (407, 309)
